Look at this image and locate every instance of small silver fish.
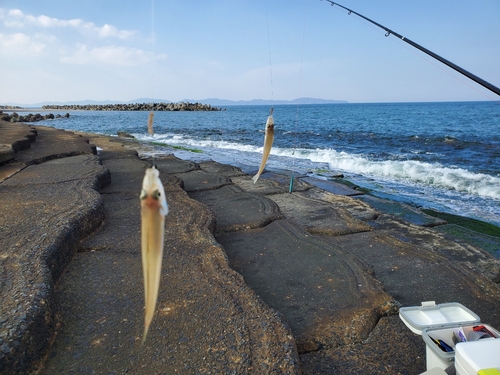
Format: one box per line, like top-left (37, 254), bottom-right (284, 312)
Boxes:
top-left (252, 109), bottom-right (275, 183)
top-left (147, 111), bottom-right (154, 135)
top-left (140, 165), bottom-right (168, 343)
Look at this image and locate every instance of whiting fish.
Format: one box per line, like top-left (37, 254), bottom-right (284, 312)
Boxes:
top-left (140, 165), bottom-right (168, 343)
top-left (147, 111), bottom-right (154, 135)
top-left (140, 110), bottom-right (168, 343)
top-left (252, 108), bottom-right (275, 183)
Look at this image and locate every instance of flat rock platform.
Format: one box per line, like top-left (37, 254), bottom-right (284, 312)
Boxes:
top-left (1, 121), bottom-right (500, 375)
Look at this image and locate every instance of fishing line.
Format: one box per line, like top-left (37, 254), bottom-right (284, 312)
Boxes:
top-left (266, 10), bottom-right (274, 105)
top-left (149, 0), bottom-right (157, 165)
top-left (263, 8), bottom-right (274, 181)
top-left (289, 2), bottom-right (308, 194)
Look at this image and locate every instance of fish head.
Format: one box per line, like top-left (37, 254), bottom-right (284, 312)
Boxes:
top-left (266, 115), bottom-right (274, 131)
top-left (140, 166), bottom-right (168, 217)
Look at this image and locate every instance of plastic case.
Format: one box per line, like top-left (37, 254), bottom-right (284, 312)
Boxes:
top-left (455, 339), bottom-right (500, 375)
top-left (399, 301), bottom-right (500, 371)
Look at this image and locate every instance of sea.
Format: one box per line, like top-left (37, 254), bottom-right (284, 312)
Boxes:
top-left (31, 101), bottom-right (500, 228)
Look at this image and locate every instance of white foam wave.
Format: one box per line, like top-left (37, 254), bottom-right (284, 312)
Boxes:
top-left (135, 133), bottom-right (262, 153)
top-left (276, 147), bottom-right (500, 200)
top-left (135, 133), bottom-right (500, 201)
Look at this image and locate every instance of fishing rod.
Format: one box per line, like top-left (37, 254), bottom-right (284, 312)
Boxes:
top-left (323, 0), bottom-right (500, 97)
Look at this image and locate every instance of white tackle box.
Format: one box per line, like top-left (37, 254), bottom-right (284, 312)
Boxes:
top-left (455, 339), bottom-right (500, 375)
top-left (399, 301), bottom-right (500, 371)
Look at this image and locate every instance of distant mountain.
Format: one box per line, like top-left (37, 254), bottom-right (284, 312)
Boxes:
top-left (2, 97), bottom-right (346, 108)
top-left (184, 97), bottom-right (347, 106)
top-left (290, 97), bottom-right (347, 105)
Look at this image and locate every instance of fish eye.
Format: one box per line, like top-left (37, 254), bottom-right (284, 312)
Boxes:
top-left (152, 190), bottom-right (161, 199)
top-left (140, 189), bottom-right (147, 199)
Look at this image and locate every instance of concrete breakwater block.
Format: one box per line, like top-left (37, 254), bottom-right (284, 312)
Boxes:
top-left (217, 219), bottom-right (398, 354)
top-left (299, 187), bottom-right (379, 221)
top-left (0, 121), bottom-right (36, 153)
top-left (175, 169), bottom-right (232, 192)
top-left (301, 176), bottom-right (364, 196)
top-left (436, 223), bottom-right (500, 260)
top-left (189, 184), bottom-right (283, 233)
top-left (232, 174), bottom-right (310, 195)
top-left (0, 154), bottom-right (110, 189)
top-left (0, 169), bottom-right (105, 373)
top-left (321, 229), bottom-right (500, 322)
top-left (357, 194), bottom-right (447, 227)
top-left (0, 144), bottom-right (14, 164)
top-left (268, 192), bottom-right (373, 236)
top-left (12, 126), bottom-right (97, 165)
top-left (154, 154), bottom-right (200, 174)
top-left (199, 160), bottom-right (247, 177)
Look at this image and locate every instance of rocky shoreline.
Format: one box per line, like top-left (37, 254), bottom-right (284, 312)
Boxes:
top-left (0, 110), bottom-right (70, 123)
top-left (42, 101), bottom-right (223, 111)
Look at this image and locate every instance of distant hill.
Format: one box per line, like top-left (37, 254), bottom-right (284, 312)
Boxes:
top-left (2, 97), bottom-right (346, 108)
top-left (184, 97), bottom-right (347, 106)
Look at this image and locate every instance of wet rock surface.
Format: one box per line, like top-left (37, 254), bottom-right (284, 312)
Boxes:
top-left (0, 122), bottom-right (104, 374)
top-left (1, 121), bottom-right (500, 374)
top-left (217, 219), bottom-right (398, 354)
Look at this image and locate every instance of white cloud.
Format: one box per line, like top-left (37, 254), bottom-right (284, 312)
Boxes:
top-left (1, 8), bottom-right (137, 40)
top-left (0, 32), bottom-right (45, 55)
top-left (97, 24), bottom-right (136, 39)
top-left (7, 9), bottom-right (23, 17)
top-left (60, 44), bottom-right (165, 66)
top-left (0, 7), bottom-right (161, 68)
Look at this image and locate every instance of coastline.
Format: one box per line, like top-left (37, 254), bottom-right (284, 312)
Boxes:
top-left (19, 101), bottom-right (499, 230)
top-left (1, 121), bottom-right (500, 374)
top-left (136, 137), bottom-right (500, 261)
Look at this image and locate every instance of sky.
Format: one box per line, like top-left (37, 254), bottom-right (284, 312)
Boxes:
top-left (1, 0), bottom-right (499, 104)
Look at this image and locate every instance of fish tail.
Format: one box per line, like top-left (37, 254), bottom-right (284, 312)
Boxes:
top-left (252, 174), bottom-right (260, 184)
top-left (141, 324), bottom-right (150, 345)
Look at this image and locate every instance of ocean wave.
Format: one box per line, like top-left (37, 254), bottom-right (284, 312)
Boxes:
top-left (136, 132), bottom-right (500, 201)
top-left (135, 133), bottom-right (261, 153)
top-left (273, 147), bottom-right (500, 200)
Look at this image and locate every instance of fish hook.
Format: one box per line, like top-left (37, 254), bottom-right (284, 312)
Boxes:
top-left (385, 30), bottom-right (390, 37)
top-left (348, 10), bottom-right (351, 15)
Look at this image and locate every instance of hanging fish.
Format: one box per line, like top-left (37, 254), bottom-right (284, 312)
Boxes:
top-left (147, 111), bottom-right (154, 135)
top-left (140, 111), bottom-right (168, 343)
top-left (252, 108), bottom-right (275, 183)
top-left (140, 165), bottom-right (168, 343)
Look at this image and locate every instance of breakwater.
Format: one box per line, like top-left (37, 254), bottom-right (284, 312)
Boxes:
top-left (42, 102), bottom-right (223, 111)
top-left (0, 111), bottom-right (69, 123)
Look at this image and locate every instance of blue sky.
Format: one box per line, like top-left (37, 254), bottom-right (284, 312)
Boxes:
top-left (1, 0), bottom-right (499, 104)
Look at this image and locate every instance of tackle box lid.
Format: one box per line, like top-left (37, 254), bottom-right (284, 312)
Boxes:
top-left (399, 301), bottom-right (480, 335)
top-left (455, 339), bottom-right (500, 375)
